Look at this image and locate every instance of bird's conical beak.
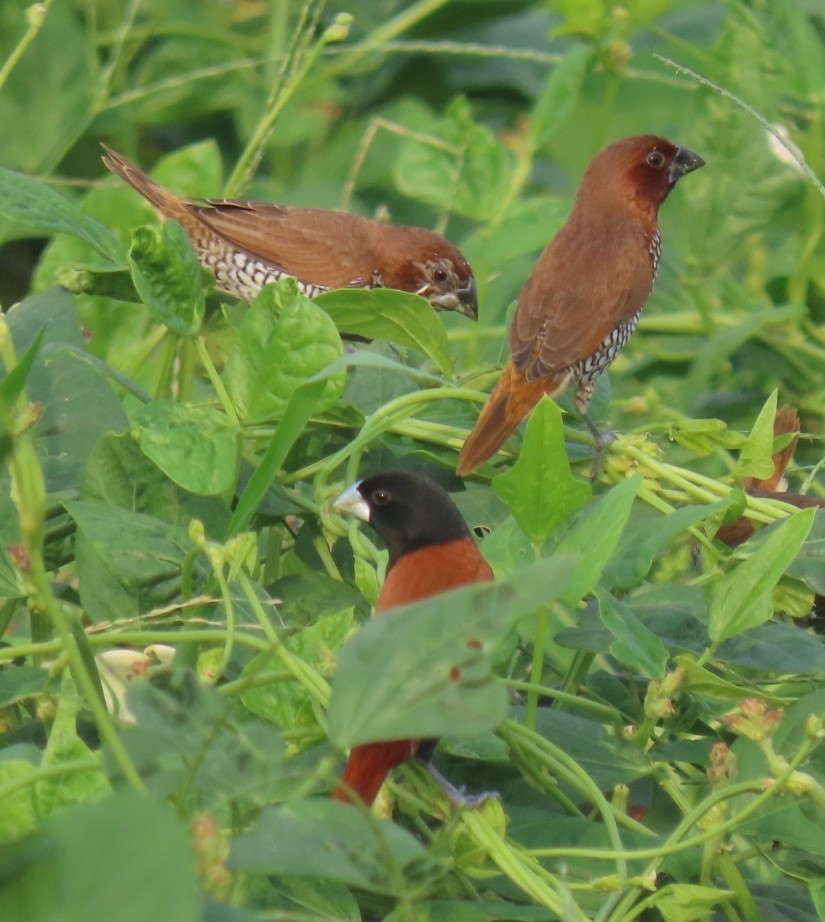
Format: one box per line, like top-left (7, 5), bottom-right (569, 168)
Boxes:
top-left (332, 482), bottom-right (370, 522)
top-left (456, 275), bottom-right (478, 321)
top-left (431, 275), bottom-right (478, 320)
top-left (670, 146), bottom-right (705, 183)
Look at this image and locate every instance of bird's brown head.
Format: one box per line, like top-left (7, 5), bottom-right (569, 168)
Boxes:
top-left (333, 471), bottom-right (471, 564)
top-left (577, 134), bottom-right (704, 220)
top-left (376, 226), bottom-right (478, 320)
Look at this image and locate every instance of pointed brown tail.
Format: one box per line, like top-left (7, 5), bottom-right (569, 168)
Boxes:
top-left (457, 362), bottom-right (558, 476)
top-left (100, 145), bottom-right (187, 220)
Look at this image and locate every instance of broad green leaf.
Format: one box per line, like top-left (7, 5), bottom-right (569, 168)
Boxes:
top-left (708, 508), bottom-right (816, 645)
top-left (0, 2), bottom-right (96, 174)
top-left (0, 665), bottom-right (47, 706)
top-left (224, 279), bottom-right (344, 424)
top-left (3, 290), bottom-right (128, 493)
top-left (493, 397), bottom-right (591, 544)
top-left (131, 401), bottom-right (238, 496)
top-left (395, 97), bottom-right (509, 221)
top-left (81, 432), bottom-right (230, 535)
top-left (152, 140), bottom-right (224, 197)
top-left (65, 500), bottom-right (196, 622)
top-left (734, 389), bottom-right (777, 480)
top-left (675, 656), bottom-right (784, 705)
top-left (530, 45), bottom-right (592, 147)
top-left (553, 476), bottom-right (642, 603)
top-left (128, 221), bottom-right (205, 336)
top-left (230, 800), bottom-right (430, 894)
top-left (117, 670), bottom-right (285, 806)
top-left (596, 589), bottom-right (668, 679)
top-left (242, 609), bottom-right (353, 728)
top-left (0, 167), bottom-right (123, 265)
top-left (0, 760), bottom-right (38, 843)
top-left (602, 499), bottom-right (732, 590)
top-left (0, 791), bottom-right (199, 922)
top-left (328, 555), bottom-right (575, 748)
top-left (532, 709), bottom-right (651, 789)
top-left (315, 288), bottom-right (453, 375)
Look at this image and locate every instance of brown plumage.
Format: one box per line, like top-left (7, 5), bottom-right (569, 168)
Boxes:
top-left (101, 146), bottom-right (478, 318)
top-left (457, 135), bottom-right (704, 476)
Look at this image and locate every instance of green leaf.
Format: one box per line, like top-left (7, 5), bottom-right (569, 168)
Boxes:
top-left (0, 167), bottom-right (123, 265)
top-left (65, 500), bottom-right (196, 623)
top-left (553, 476), bottom-right (642, 603)
top-left (0, 791), bottom-right (199, 922)
top-left (734, 389), bottom-right (778, 480)
top-left (131, 401), bottom-right (238, 496)
top-left (0, 665), bottom-right (47, 706)
top-left (0, 3), bottom-right (96, 174)
top-left (241, 610), bottom-right (354, 728)
top-left (530, 45), bottom-right (592, 147)
top-left (532, 709), bottom-right (651, 788)
top-left (328, 555), bottom-right (575, 748)
top-left (492, 397), bottom-right (591, 544)
top-left (224, 376), bottom-right (329, 538)
top-left (128, 220), bottom-right (205, 337)
top-left (3, 290), bottom-right (128, 493)
top-left (602, 500), bottom-right (732, 590)
top-left (117, 669), bottom-right (285, 806)
top-left (596, 589), bottom-right (668, 678)
top-left (395, 97), bottom-right (509, 221)
top-left (315, 288), bottom-right (453, 375)
top-left (224, 278), bottom-right (344, 423)
top-left (708, 508), bottom-right (816, 645)
top-left (230, 800), bottom-right (431, 894)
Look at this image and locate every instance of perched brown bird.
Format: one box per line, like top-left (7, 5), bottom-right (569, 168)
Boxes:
top-left (457, 135), bottom-right (704, 476)
top-left (101, 146), bottom-right (478, 318)
top-left (332, 471), bottom-right (494, 807)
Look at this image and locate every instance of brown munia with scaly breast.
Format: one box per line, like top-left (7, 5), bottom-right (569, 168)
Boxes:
top-left (101, 146), bottom-right (478, 318)
top-left (457, 134), bottom-right (705, 476)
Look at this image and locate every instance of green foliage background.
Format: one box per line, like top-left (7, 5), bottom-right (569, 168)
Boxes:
top-left (1, 1), bottom-right (825, 920)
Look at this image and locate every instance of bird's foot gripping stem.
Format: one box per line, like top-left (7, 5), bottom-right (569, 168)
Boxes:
top-left (583, 415), bottom-right (616, 479)
top-left (424, 761), bottom-right (501, 810)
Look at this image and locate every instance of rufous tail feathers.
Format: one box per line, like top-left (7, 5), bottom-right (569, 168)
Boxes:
top-left (457, 362), bottom-right (561, 476)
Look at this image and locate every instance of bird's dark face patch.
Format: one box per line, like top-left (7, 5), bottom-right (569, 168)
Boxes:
top-left (352, 471), bottom-right (472, 563)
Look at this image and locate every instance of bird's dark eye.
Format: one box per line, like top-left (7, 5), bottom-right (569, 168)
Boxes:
top-left (371, 488), bottom-right (391, 506)
top-left (432, 266), bottom-right (449, 283)
top-left (646, 150), bottom-right (666, 169)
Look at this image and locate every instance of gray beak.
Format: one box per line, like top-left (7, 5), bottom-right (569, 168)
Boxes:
top-left (431, 274), bottom-right (478, 320)
top-left (332, 482), bottom-right (370, 523)
top-left (456, 274), bottom-right (478, 321)
top-left (670, 146), bottom-right (705, 183)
